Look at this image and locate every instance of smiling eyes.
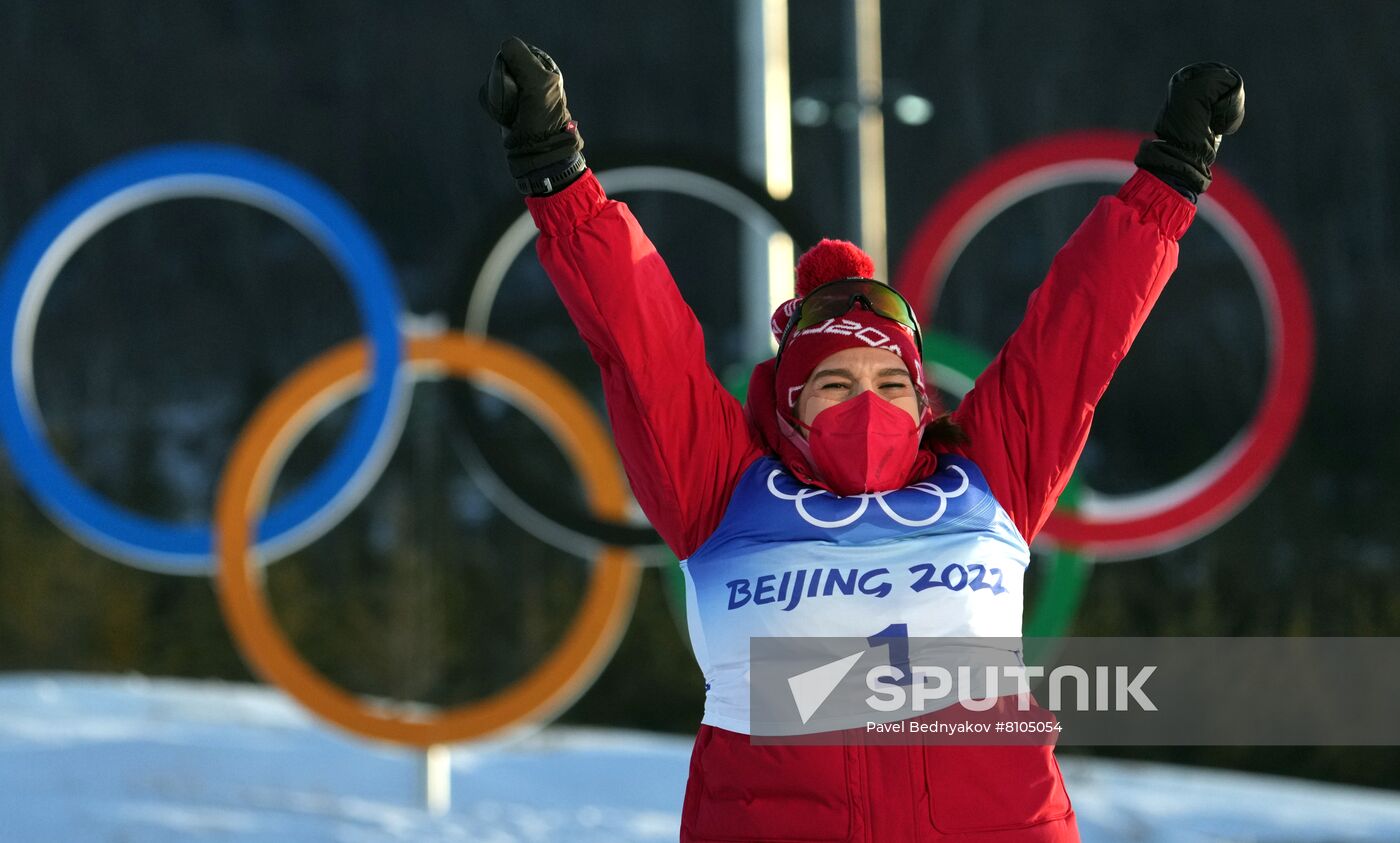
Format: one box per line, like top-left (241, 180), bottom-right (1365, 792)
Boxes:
top-left (817, 379), bottom-right (910, 393)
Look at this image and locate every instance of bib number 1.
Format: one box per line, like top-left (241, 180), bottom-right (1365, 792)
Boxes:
top-left (867, 622), bottom-right (913, 686)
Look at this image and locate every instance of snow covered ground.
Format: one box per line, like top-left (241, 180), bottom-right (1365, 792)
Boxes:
top-left (1, 673), bottom-right (1397, 842)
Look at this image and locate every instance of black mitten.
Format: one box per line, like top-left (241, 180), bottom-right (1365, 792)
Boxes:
top-left (479, 37), bottom-right (586, 195)
top-left (1135, 62), bottom-right (1245, 195)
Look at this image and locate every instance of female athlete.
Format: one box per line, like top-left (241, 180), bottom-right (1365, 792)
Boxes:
top-left (480, 38), bottom-right (1244, 842)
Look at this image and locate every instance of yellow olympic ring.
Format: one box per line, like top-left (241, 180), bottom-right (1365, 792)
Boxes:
top-left (214, 333), bottom-right (641, 746)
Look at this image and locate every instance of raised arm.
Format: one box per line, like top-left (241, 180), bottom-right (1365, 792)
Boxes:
top-left (480, 38), bottom-right (764, 558)
top-left (526, 173), bottom-right (765, 557)
top-left (951, 170), bottom-right (1195, 542)
top-left (952, 62), bottom-right (1246, 544)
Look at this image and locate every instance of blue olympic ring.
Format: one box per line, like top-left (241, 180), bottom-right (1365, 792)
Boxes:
top-left (0, 144), bottom-right (406, 574)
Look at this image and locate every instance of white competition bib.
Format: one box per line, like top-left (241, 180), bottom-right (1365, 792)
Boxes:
top-left (680, 454), bottom-right (1029, 733)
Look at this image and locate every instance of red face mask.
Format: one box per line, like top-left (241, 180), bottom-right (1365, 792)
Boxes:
top-left (801, 391), bottom-right (920, 496)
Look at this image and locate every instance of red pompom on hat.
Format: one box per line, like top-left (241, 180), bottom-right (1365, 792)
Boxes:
top-left (769, 239), bottom-right (884, 342)
top-left (794, 238), bottom-right (876, 297)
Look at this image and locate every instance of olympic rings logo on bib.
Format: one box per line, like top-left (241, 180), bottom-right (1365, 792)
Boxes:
top-left (766, 465), bottom-right (970, 529)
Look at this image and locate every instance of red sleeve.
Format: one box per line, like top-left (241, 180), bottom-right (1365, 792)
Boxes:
top-left (950, 169), bottom-right (1197, 544)
top-left (526, 171), bottom-right (767, 559)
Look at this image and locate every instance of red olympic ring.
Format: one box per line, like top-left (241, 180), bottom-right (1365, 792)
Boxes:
top-left (894, 131), bottom-right (1314, 558)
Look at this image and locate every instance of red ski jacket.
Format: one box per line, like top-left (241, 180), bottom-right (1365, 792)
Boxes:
top-left (526, 168), bottom-right (1194, 842)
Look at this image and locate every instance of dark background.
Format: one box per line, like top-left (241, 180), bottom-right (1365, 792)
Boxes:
top-left (1, 1), bottom-right (1396, 789)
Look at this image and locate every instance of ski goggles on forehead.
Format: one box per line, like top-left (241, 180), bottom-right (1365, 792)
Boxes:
top-left (776, 278), bottom-right (924, 361)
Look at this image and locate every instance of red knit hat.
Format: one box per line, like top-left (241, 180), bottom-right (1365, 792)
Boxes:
top-left (771, 239), bottom-right (931, 425)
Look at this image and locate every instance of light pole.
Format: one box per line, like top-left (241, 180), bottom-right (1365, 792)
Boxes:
top-left (738, 0), bottom-right (796, 360)
top-left (847, 0), bottom-right (888, 277)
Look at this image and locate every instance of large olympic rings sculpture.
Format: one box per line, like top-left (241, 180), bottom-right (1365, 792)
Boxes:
top-left (895, 131), bottom-right (1315, 560)
top-left (0, 132), bottom-right (1312, 746)
top-left (0, 145), bottom-right (642, 745)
